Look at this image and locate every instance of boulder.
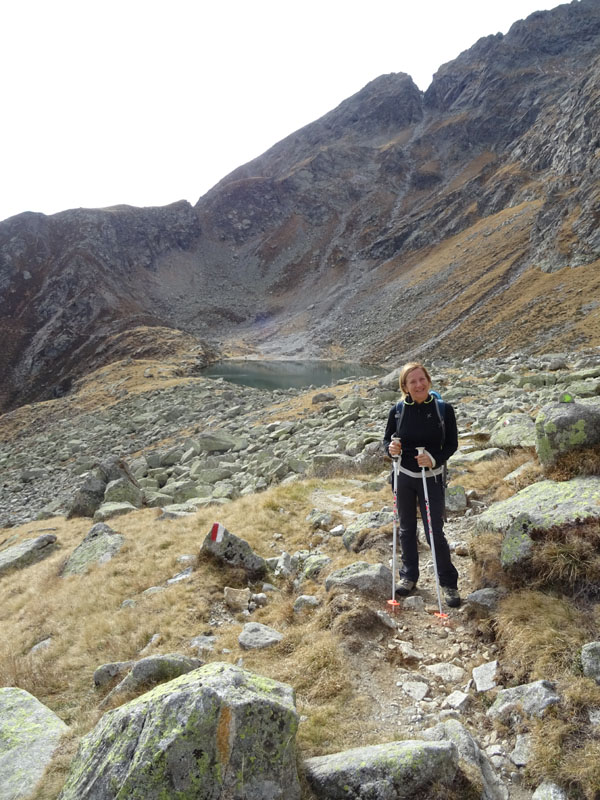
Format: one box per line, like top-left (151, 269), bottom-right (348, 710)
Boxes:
top-left (58, 663), bottom-right (300, 800)
top-left (297, 553), bottom-right (332, 583)
top-left (196, 431), bottom-right (248, 453)
top-left (535, 399), bottom-right (600, 468)
top-left (581, 641), bottom-right (600, 684)
top-left (566, 378), bottom-right (600, 398)
top-left (306, 509), bottom-right (334, 530)
top-left (510, 733), bottom-right (532, 767)
top-left (103, 477), bottom-right (143, 507)
top-left (158, 447), bottom-right (185, 466)
top-left (66, 472), bottom-right (107, 518)
top-left (445, 485), bottom-right (467, 512)
top-left (473, 660), bottom-right (499, 692)
top-left (0, 534), bottom-right (57, 577)
top-left (532, 782), bottom-right (569, 799)
top-left (339, 396), bottom-right (365, 413)
top-left (200, 524), bottom-right (267, 578)
top-left (93, 661), bottom-right (135, 688)
top-left (486, 679), bottom-right (560, 722)
top-left (325, 561), bottom-right (392, 601)
top-left (422, 718), bottom-right (508, 800)
top-left (67, 457), bottom-right (138, 519)
top-left (312, 391), bottom-right (336, 404)
top-left (304, 739), bottom-right (458, 799)
top-left (61, 523), bottom-right (125, 576)
top-left (93, 502), bottom-right (138, 522)
top-left (189, 465), bottom-right (233, 483)
top-left (0, 687), bottom-right (68, 800)
top-left (424, 663), bottom-right (466, 683)
top-left (293, 595), bottom-right (321, 613)
top-left (101, 653), bottom-right (203, 706)
top-left (449, 447), bottom-right (507, 466)
top-left (342, 510), bottom-right (393, 551)
top-left (379, 368), bottom-right (402, 390)
top-left (500, 513), bottom-right (534, 572)
top-left (465, 587), bottom-right (508, 616)
top-left (490, 413), bottom-right (537, 449)
top-left (310, 453), bottom-right (355, 477)
top-left (238, 622), bottom-right (283, 650)
top-left (474, 476), bottom-right (600, 533)
top-left (224, 586), bottom-right (251, 611)
top-left (352, 440), bottom-right (385, 473)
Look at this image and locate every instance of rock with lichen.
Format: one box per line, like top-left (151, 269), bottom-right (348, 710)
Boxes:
top-left (0, 688), bottom-right (68, 800)
top-left (304, 739), bottom-right (458, 799)
top-left (535, 399), bottom-right (600, 469)
top-left (58, 662), bottom-right (300, 800)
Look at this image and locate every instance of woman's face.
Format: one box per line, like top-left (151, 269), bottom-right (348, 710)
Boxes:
top-left (405, 368), bottom-right (431, 403)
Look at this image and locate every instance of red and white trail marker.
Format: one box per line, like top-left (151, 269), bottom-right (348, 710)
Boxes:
top-left (210, 522), bottom-right (225, 543)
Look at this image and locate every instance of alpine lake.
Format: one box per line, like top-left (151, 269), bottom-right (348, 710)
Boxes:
top-left (201, 360), bottom-right (385, 391)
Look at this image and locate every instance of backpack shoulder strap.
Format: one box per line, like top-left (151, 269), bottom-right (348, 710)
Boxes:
top-left (433, 397), bottom-right (448, 492)
top-left (394, 400), bottom-right (405, 437)
top-left (433, 397), bottom-right (446, 448)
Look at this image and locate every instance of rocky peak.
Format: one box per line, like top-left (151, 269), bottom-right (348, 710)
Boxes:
top-left (2, 0), bottom-right (600, 413)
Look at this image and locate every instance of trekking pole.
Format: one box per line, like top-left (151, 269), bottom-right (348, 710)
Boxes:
top-left (387, 437), bottom-right (401, 611)
top-left (416, 447), bottom-right (448, 620)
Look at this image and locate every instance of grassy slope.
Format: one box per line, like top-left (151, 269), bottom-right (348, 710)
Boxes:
top-left (1, 363), bottom-right (600, 798)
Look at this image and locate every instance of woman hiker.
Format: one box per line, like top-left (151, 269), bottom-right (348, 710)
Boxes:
top-left (382, 362), bottom-right (461, 607)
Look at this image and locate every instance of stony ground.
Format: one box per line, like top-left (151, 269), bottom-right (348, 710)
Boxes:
top-left (3, 347), bottom-right (600, 799)
top-left (309, 500), bottom-right (533, 798)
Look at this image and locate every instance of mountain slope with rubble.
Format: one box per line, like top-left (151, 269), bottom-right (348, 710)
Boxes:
top-left (2, 0), bottom-right (600, 413)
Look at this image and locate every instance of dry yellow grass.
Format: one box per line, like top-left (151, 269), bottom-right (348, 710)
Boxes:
top-left (526, 678), bottom-right (600, 799)
top-left (453, 450), bottom-right (540, 500)
top-left (0, 477), bottom-right (388, 797)
top-left (494, 590), bottom-right (593, 682)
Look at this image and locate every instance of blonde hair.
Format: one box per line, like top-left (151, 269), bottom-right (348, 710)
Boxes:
top-left (398, 362), bottom-right (432, 398)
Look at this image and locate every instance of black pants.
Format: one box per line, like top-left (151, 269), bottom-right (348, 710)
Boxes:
top-left (394, 470), bottom-right (458, 589)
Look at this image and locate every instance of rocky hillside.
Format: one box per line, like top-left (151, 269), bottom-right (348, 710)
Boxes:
top-left (2, 0), bottom-right (600, 412)
top-left (1, 347), bottom-right (600, 799)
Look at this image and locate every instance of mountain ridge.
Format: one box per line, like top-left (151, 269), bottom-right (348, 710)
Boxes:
top-left (2, 0), bottom-right (600, 413)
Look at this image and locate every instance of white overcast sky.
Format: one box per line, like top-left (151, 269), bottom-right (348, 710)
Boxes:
top-left (1, 0), bottom-right (560, 223)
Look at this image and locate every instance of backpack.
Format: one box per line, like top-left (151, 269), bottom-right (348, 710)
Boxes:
top-left (395, 391), bottom-right (448, 490)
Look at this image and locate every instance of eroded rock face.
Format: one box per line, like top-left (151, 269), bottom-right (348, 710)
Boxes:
top-left (58, 662), bottom-right (300, 800)
top-left (0, 203), bottom-right (204, 412)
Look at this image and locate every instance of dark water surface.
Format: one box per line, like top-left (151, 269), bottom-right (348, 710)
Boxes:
top-left (202, 360), bottom-right (384, 390)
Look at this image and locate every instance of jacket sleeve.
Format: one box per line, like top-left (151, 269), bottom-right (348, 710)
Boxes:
top-left (382, 406), bottom-right (397, 457)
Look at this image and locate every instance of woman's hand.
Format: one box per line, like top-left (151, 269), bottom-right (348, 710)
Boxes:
top-left (416, 451), bottom-right (433, 468)
top-left (389, 438), bottom-right (402, 457)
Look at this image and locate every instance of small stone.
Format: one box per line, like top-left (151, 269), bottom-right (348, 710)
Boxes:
top-left (443, 690), bottom-right (471, 711)
top-left (425, 663), bottom-right (467, 683)
top-left (510, 733), bottom-right (531, 766)
top-left (473, 660), bottom-right (499, 692)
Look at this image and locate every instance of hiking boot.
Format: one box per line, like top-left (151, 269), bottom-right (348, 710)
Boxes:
top-left (395, 578), bottom-right (416, 597)
top-left (443, 587), bottom-right (461, 608)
